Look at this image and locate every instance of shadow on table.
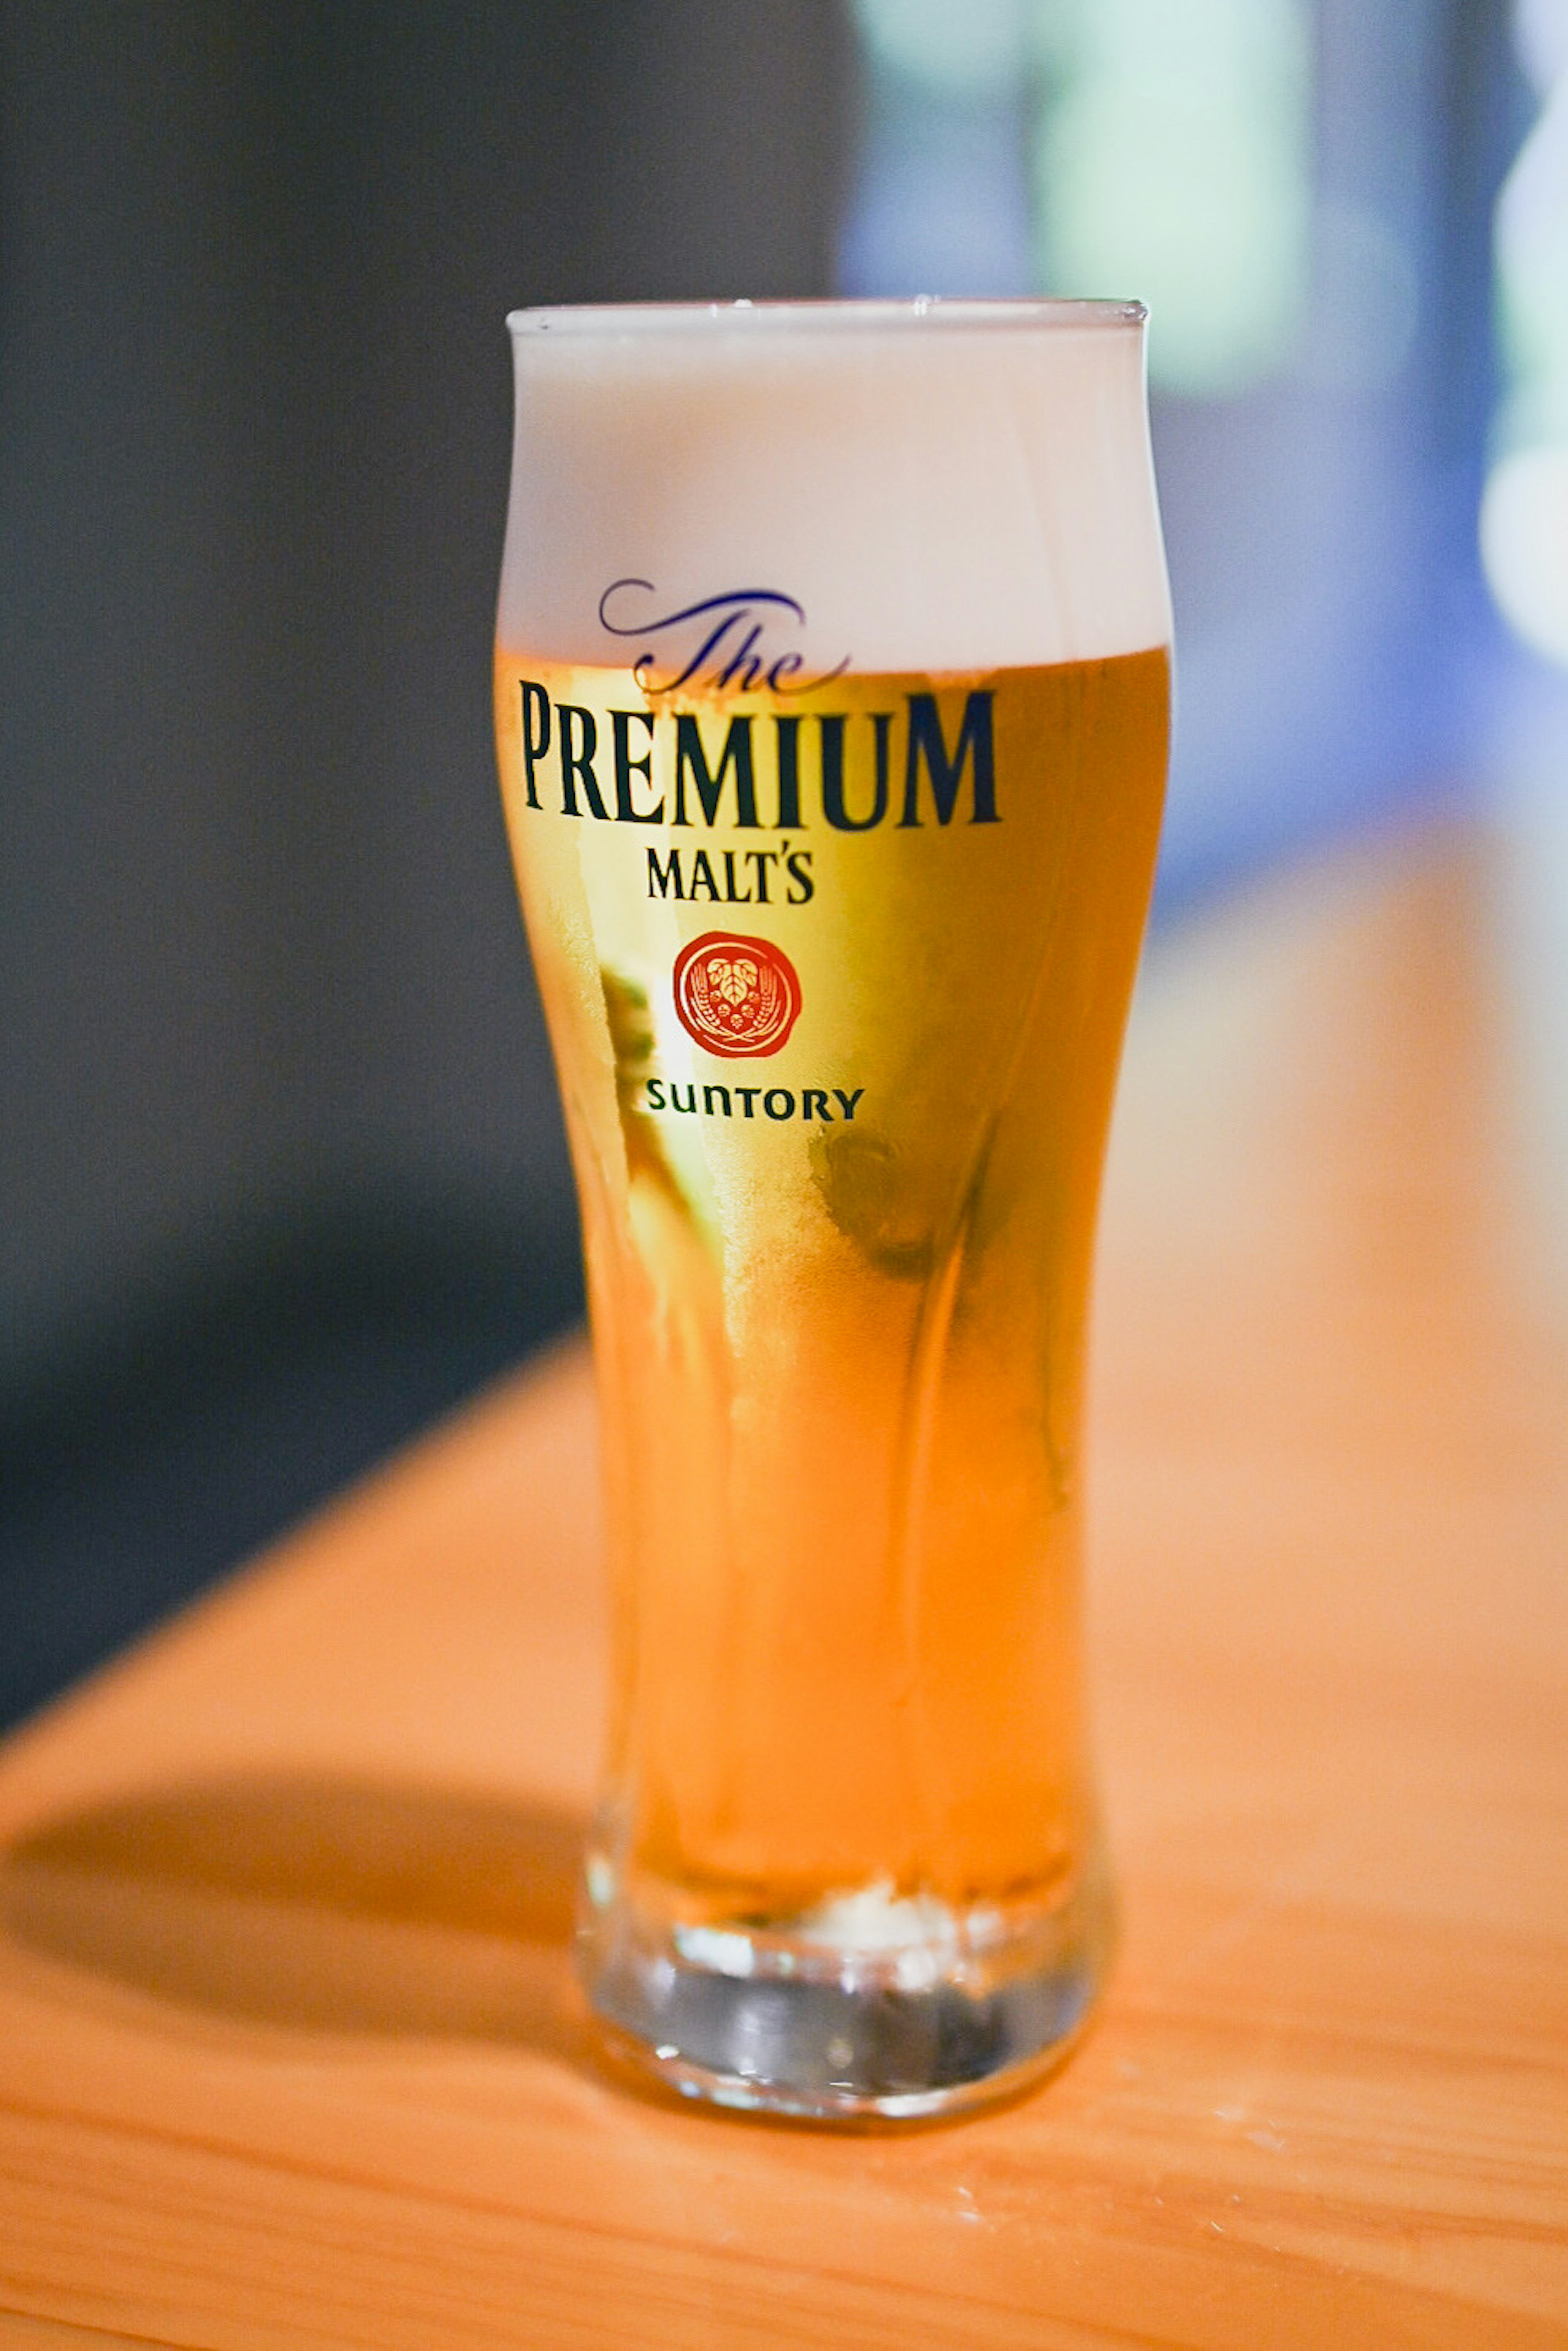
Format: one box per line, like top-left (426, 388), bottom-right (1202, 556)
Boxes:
top-left (0, 1773), bottom-right (592, 2061)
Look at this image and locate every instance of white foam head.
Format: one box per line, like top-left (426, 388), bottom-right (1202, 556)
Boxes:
top-left (498, 300), bottom-right (1171, 676)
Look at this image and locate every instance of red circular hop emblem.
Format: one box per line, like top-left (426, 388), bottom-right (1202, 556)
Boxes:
top-left (672, 931), bottom-right (803, 1059)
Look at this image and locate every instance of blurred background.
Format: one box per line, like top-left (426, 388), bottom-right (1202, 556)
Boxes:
top-left (2, 0), bottom-right (1564, 1728)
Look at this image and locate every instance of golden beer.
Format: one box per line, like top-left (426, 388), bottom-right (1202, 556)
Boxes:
top-left (496, 303), bottom-right (1171, 2116)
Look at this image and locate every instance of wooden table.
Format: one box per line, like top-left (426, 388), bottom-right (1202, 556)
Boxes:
top-left (1, 828), bottom-right (1565, 2347)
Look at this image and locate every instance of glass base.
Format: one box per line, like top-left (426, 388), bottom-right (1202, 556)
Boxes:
top-left (579, 1851), bottom-right (1112, 2122)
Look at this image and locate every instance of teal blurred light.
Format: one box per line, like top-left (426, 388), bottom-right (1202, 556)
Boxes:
top-left (1481, 0), bottom-right (1568, 670)
top-left (1033, 0), bottom-right (1311, 398)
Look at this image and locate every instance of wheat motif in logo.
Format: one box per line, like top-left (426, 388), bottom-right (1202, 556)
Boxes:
top-left (672, 933), bottom-right (802, 1058)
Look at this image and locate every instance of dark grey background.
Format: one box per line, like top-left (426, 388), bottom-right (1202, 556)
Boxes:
top-left (0, 1), bottom-right (853, 1723)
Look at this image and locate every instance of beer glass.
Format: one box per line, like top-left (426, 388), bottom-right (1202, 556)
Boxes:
top-left (494, 300), bottom-right (1171, 2119)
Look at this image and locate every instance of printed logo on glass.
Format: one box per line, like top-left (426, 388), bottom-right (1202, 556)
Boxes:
top-left (673, 933), bottom-right (802, 1059)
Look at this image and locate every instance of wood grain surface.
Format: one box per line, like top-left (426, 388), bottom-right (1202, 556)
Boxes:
top-left (0, 830), bottom-right (1564, 2347)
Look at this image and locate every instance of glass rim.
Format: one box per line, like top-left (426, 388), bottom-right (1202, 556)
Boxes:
top-left (507, 296), bottom-right (1147, 338)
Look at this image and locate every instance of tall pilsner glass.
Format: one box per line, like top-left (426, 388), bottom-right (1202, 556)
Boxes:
top-left (494, 300), bottom-right (1171, 2120)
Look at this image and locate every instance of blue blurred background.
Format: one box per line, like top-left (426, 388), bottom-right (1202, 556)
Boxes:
top-left (3, 0), bottom-right (1565, 1727)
